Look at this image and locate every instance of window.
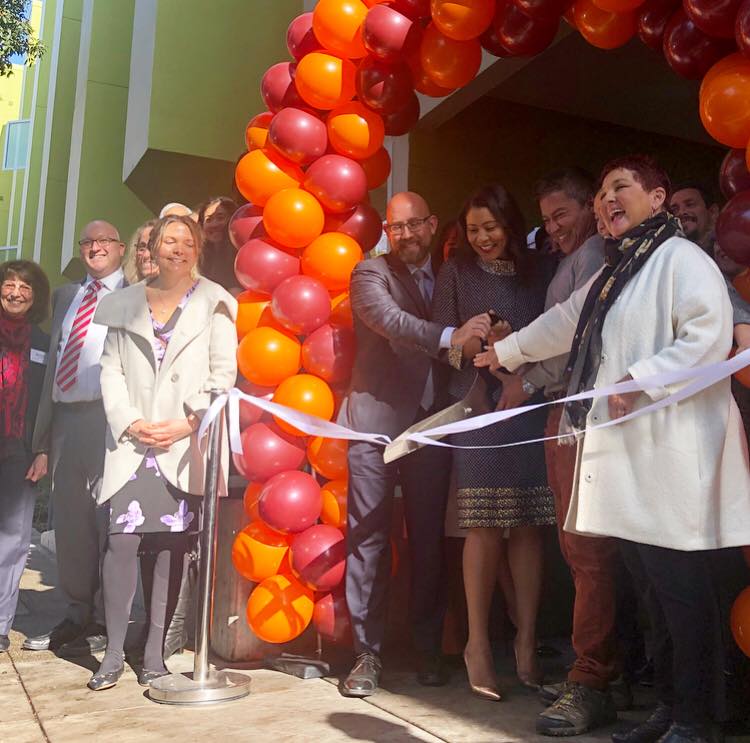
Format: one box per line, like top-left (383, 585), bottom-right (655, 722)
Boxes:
top-left (3, 119), bottom-right (31, 171)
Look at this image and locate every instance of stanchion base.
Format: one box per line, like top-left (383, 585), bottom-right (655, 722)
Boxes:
top-left (148, 669), bottom-right (251, 705)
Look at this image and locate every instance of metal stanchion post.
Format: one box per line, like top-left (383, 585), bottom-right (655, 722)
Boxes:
top-left (149, 390), bottom-right (251, 705)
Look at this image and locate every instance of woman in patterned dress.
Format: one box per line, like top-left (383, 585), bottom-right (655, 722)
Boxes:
top-left (88, 215), bottom-right (238, 690)
top-left (432, 184), bottom-right (555, 700)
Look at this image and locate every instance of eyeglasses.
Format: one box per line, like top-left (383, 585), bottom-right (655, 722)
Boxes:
top-left (384, 217), bottom-right (432, 236)
top-left (78, 237), bottom-right (121, 248)
top-left (1, 281), bottom-right (33, 296)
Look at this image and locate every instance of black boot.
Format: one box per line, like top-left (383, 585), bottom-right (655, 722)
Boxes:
top-left (612, 702), bottom-right (672, 743)
top-left (656, 723), bottom-right (711, 743)
top-left (163, 550), bottom-right (196, 659)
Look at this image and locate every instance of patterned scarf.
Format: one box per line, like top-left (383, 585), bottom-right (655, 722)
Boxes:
top-left (563, 211), bottom-right (681, 431)
top-left (0, 310), bottom-right (32, 440)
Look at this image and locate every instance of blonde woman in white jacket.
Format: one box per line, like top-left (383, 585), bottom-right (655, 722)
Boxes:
top-left (88, 215), bottom-right (237, 692)
top-left (477, 156), bottom-right (750, 743)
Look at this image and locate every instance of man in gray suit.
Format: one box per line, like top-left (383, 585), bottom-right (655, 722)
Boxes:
top-left (339, 192), bottom-right (491, 696)
top-left (23, 220), bottom-right (125, 655)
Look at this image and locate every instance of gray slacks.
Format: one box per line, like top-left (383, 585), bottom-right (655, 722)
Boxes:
top-left (50, 401), bottom-right (107, 625)
top-left (0, 448), bottom-right (37, 635)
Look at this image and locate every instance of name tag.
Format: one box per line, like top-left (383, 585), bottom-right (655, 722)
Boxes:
top-left (30, 349), bottom-right (47, 365)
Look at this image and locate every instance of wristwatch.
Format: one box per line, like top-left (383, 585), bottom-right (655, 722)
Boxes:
top-left (521, 378), bottom-right (538, 397)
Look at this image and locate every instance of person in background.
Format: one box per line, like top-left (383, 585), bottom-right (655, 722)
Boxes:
top-left (159, 203), bottom-right (192, 219)
top-left (23, 221), bottom-right (126, 657)
top-left (88, 215), bottom-right (237, 690)
top-left (437, 219), bottom-right (460, 262)
top-left (123, 219), bottom-right (158, 284)
top-left (0, 261), bottom-right (50, 653)
top-left (198, 196), bottom-right (240, 291)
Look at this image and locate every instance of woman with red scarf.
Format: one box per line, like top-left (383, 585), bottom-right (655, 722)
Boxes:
top-left (0, 260), bottom-right (50, 653)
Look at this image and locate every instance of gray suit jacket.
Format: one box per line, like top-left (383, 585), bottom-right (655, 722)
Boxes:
top-left (338, 252), bottom-right (447, 440)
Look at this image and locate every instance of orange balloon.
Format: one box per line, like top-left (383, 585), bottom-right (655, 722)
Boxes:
top-left (420, 23), bottom-right (482, 89)
top-left (327, 101), bottom-right (385, 160)
top-left (572, 0), bottom-right (637, 49)
top-left (320, 479), bottom-right (348, 529)
top-left (235, 148), bottom-right (304, 206)
top-left (295, 52), bottom-right (358, 110)
top-left (232, 521), bottom-right (290, 583)
top-left (236, 290), bottom-right (270, 340)
top-left (272, 374), bottom-right (335, 436)
top-left (431, 0), bottom-right (495, 41)
top-left (246, 573), bottom-right (314, 643)
top-left (237, 327), bottom-right (301, 387)
top-left (591, 0), bottom-right (644, 10)
top-left (700, 66), bottom-right (750, 148)
top-left (307, 436), bottom-right (349, 479)
top-left (243, 482), bottom-right (264, 521)
top-left (245, 111), bottom-right (274, 151)
top-left (408, 45), bottom-right (456, 97)
top-left (360, 147), bottom-right (391, 189)
top-left (263, 188), bottom-right (325, 249)
top-left (330, 291), bottom-right (354, 328)
top-left (731, 586), bottom-right (750, 658)
top-left (731, 347), bottom-right (750, 388)
top-left (302, 232), bottom-right (363, 291)
top-left (313, 0), bottom-right (368, 58)
top-left (700, 53), bottom-right (750, 100)
top-left (734, 269), bottom-right (750, 303)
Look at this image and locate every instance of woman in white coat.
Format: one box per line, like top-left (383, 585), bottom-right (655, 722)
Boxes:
top-left (477, 155), bottom-right (750, 743)
top-left (88, 215), bottom-right (237, 691)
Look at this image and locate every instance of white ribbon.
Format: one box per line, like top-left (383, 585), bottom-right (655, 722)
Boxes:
top-left (198, 348), bottom-right (750, 456)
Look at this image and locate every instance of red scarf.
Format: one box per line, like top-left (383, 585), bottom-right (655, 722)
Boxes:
top-left (0, 311), bottom-right (31, 440)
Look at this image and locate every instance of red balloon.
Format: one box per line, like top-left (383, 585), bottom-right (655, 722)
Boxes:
top-left (720, 148), bottom-right (750, 198)
top-left (324, 202), bottom-right (383, 252)
top-left (259, 471), bottom-right (322, 534)
top-left (480, 21), bottom-right (513, 55)
top-left (271, 275), bottom-right (332, 335)
top-left (381, 91), bottom-right (420, 135)
top-left (717, 190), bottom-right (750, 266)
top-left (290, 524), bottom-right (346, 591)
top-left (684, 0), bottom-right (742, 40)
top-left (663, 9), bottom-right (735, 80)
top-left (240, 422), bottom-right (306, 482)
top-left (313, 591), bottom-right (352, 642)
top-left (261, 62), bottom-right (305, 113)
top-left (737, 0), bottom-right (750, 56)
top-left (268, 108), bottom-right (328, 166)
top-left (237, 377), bottom-right (273, 429)
top-left (637, 0), bottom-right (681, 51)
top-left (355, 57), bottom-right (414, 115)
top-left (363, 4), bottom-right (419, 61)
top-left (234, 238), bottom-right (300, 295)
top-left (304, 154), bottom-right (369, 214)
top-left (287, 12), bottom-right (322, 60)
top-left (228, 204), bottom-right (264, 249)
top-left (514, 0), bottom-right (571, 21)
top-left (302, 324), bottom-right (356, 383)
top-left (496, 1), bottom-right (561, 55)
top-left (389, 0), bottom-right (431, 20)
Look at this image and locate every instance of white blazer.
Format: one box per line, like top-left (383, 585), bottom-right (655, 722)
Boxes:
top-left (495, 236), bottom-right (750, 551)
top-left (94, 278), bottom-right (238, 505)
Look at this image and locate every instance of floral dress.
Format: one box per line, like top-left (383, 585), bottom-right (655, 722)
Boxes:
top-left (108, 284), bottom-right (201, 536)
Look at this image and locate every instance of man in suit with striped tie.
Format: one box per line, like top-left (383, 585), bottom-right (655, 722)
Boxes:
top-left (23, 221), bottom-right (126, 655)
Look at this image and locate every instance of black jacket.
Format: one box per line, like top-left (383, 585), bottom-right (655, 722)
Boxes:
top-left (24, 325), bottom-right (50, 453)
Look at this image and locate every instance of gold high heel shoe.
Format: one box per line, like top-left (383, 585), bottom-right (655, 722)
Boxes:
top-left (514, 640), bottom-right (543, 691)
top-left (463, 650), bottom-right (502, 702)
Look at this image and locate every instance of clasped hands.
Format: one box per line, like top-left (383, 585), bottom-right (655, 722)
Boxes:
top-left (127, 414), bottom-right (199, 450)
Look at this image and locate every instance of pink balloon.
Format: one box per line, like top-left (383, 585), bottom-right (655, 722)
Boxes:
top-left (259, 471), bottom-right (322, 534)
top-left (268, 107), bottom-right (328, 166)
top-left (271, 275), bottom-right (332, 335)
top-left (290, 524), bottom-right (346, 591)
top-left (313, 591), bottom-right (351, 642)
top-left (302, 324), bottom-right (356, 383)
top-left (237, 377), bottom-right (274, 429)
top-left (240, 422), bottom-right (306, 482)
top-left (363, 4), bottom-right (419, 61)
top-left (234, 238), bottom-right (300, 295)
top-left (303, 154), bottom-right (368, 214)
top-left (287, 12), bottom-right (322, 60)
top-left (261, 62), bottom-right (305, 113)
top-left (382, 92), bottom-right (420, 136)
top-left (324, 202), bottom-right (383, 253)
top-left (228, 204), bottom-right (264, 249)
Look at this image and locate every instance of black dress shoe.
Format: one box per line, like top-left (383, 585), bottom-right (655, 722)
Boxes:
top-left (612, 702), bottom-right (672, 743)
top-left (342, 652), bottom-right (382, 697)
top-left (0, 635), bottom-right (9, 653)
top-left (416, 653), bottom-right (449, 687)
top-left (656, 723), bottom-right (710, 742)
top-left (138, 668), bottom-right (169, 687)
top-left (87, 663), bottom-right (124, 691)
top-left (57, 624), bottom-right (107, 657)
top-left (22, 618), bottom-right (82, 651)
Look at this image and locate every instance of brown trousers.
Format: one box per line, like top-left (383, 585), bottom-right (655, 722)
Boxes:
top-left (545, 405), bottom-right (619, 689)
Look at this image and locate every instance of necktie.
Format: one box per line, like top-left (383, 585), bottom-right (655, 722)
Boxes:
top-left (55, 280), bottom-right (102, 392)
top-left (413, 269), bottom-right (435, 411)
top-left (414, 268), bottom-right (432, 307)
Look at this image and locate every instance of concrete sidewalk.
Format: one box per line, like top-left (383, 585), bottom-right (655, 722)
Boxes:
top-left (0, 535), bottom-right (735, 743)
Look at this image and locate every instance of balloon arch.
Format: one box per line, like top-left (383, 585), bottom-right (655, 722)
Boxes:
top-left (226, 0), bottom-right (750, 652)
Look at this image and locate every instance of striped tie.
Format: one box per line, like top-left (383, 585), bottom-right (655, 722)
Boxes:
top-left (55, 280), bottom-right (102, 392)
